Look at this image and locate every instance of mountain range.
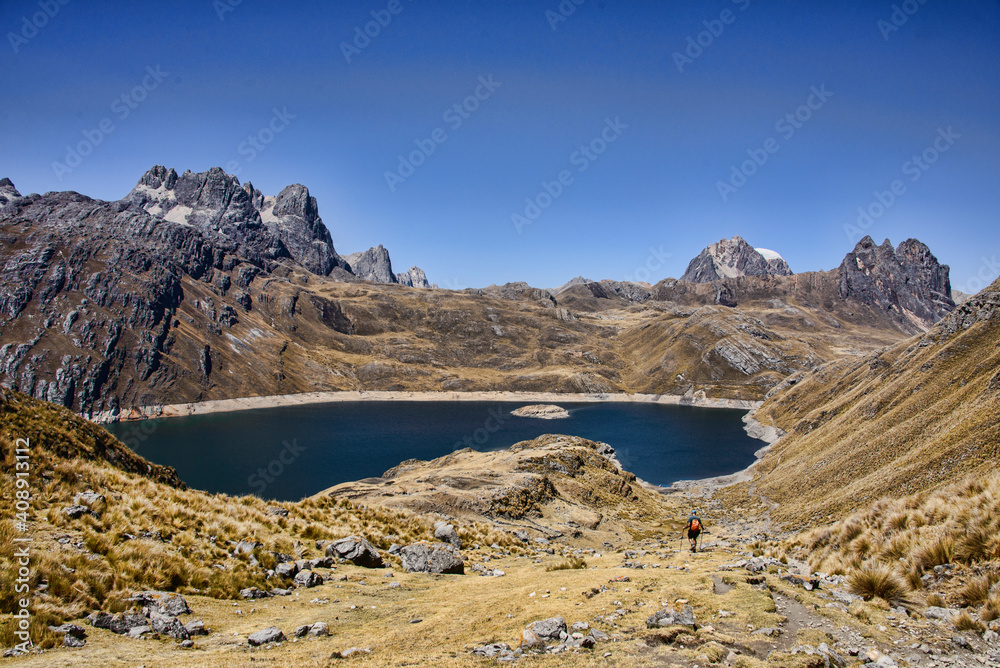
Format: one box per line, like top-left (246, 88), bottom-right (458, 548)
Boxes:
top-left (0, 167), bottom-right (955, 417)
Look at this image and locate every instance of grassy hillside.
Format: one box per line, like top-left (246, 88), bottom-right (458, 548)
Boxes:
top-left (0, 388), bottom-right (457, 648)
top-left (748, 277), bottom-right (1000, 526)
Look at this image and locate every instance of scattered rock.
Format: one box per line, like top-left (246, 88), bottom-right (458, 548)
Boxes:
top-left (521, 616), bottom-right (567, 651)
top-left (129, 591), bottom-right (191, 616)
top-left (751, 627), bottom-right (782, 637)
top-left (149, 610), bottom-right (190, 640)
top-left (49, 624), bottom-right (87, 640)
top-left (180, 639), bottom-right (194, 648)
top-left (240, 587), bottom-right (271, 599)
top-left (268, 506), bottom-right (289, 517)
top-left (127, 625), bottom-right (152, 639)
top-left (646, 605), bottom-right (696, 629)
top-left (334, 647), bottom-right (371, 658)
top-left (63, 634), bottom-right (86, 648)
top-left (309, 622), bottom-right (330, 637)
top-left (326, 536), bottom-right (386, 568)
top-left (185, 620), bottom-right (208, 636)
top-left (63, 505), bottom-right (90, 519)
top-left (275, 562), bottom-right (299, 578)
top-left (294, 569), bottom-right (324, 588)
top-left (400, 542), bottom-right (464, 575)
top-left (295, 625), bottom-right (310, 638)
top-left (248, 626), bottom-right (286, 646)
top-left (433, 521), bottom-right (463, 549)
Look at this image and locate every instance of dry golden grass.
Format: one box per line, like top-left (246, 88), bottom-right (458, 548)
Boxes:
top-left (847, 563), bottom-right (910, 605)
top-left (750, 279), bottom-right (1000, 526)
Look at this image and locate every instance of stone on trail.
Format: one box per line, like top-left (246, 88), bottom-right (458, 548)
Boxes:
top-left (149, 609), bottom-right (190, 640)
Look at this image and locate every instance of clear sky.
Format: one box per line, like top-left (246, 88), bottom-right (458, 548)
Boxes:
top-left (2, 1), bottom-right (998, 292)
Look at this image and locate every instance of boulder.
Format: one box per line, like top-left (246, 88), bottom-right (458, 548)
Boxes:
top-left (185, 620), bottom-right (208, 636)
top-left (88, 611), bottom-right (149, 635)
top-left (149, 609), bottom-right (190, 640)
top-left (275, 562), bottom-right (299, 578)
top-left (248, 627), bottom-right (286, 646)
top-left (294, 569), bottom-right (323, 588)
top-left (326, 536), bottom-right (386, 568)
top-left (49, 624), bottom-right (87, 640)
top-left (63, 634), bottom-right (86, 648)
top-left (294, 625), bottom-right (310, 638)
top-left (64, 505), bottom-right (90, 519)
top-left (433, 521), bottom-right (463, 549)
top-left (129, 590), bottom-right (191, 616)
top-left (400, 542), bottom-right (464, 575)
top-left (521, 616), bottom-right (567, 650)
top-left (127, 625), bottom-right (152, 639)
top-left (646, 604), bottom-right (696, 629)
top-left (309, 622), bottom-right (330, 637)
top-left (240, 587), bottom-right (270, 599)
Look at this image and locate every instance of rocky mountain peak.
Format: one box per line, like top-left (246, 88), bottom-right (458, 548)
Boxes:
top-left (838, 236), bottom-right (954, 331)
top-left (681, 236), bottom-right (793, 283)
top-left (0, 178), bottom-right (20, 207)
top-left (396, 266), bottom-right (430, 288)
top-left (342, 245), bottom-right (396, 284)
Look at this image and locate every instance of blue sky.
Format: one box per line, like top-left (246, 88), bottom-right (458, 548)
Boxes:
top-left (2, 1), bottom-right (998, 292)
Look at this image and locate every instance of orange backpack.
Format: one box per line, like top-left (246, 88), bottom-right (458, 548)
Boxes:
top-left (690, 518), bottom-right (701, 531)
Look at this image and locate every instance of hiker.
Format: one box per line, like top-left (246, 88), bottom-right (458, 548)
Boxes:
top-left (684, 511), bottom-right (703, 553)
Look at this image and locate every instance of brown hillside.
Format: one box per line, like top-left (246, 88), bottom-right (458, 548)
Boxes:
top-left (749, 277), bottom-right (1000, 526)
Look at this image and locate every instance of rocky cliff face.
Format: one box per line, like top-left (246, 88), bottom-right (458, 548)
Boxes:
top-left (681, 236), bottom-right (793, 283)
top-left (126, 166), bottom-right (347, 276)
top-left (838, 236), bottom-right (954, 330)
top-left (396, 266), bottom-right (430, 288)
top-left (342, 245), bottom-right (396, 284)
top-left (341, 245), bottom-right (430, 288)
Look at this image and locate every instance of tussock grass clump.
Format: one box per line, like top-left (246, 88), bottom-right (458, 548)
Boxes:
top-left (981, 593), bottom-right (1000, 622)
top-left (953, 610), bottom-right (985, 632)
top-left (848, 563), bottom-right (910, 604)
top-left (791, 473), bottom-right (1000, 586)
top-left (545, 556), bottom-right (587, 572)
top-left (959, 572), bottom-right (999, 607)
top-left (925, 592), bottom-right (946, 607)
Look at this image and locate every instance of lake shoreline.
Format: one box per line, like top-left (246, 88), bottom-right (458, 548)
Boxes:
top-left (90, 390), bottom-right (762, 424)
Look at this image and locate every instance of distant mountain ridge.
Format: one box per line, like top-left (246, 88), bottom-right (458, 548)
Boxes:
top-left (681, 236), bottom-right (793, 283)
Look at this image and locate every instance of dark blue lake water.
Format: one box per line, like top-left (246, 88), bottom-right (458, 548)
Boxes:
top-left (105, 401), bottom-right (760, 502)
